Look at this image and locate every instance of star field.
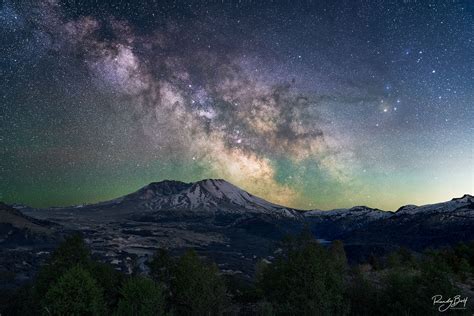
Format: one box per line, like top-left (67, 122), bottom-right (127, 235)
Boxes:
top-left (1, 0), bottom-right (473, 210)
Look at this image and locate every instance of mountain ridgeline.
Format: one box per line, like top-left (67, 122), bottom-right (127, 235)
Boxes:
top-left (102, 179), bottom-right (300, 217)
top-left (2, 179), bottom-right (473, 288)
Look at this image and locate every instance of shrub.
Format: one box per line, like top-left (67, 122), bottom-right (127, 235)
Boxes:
top-left (116, 276), bottom-right (166, 316)
top-left (41, 265), bottom-right (105, 315)
top-left (171, 250), bottom-right (229, 314)
top-left (257, 232), bottom-right (348, 315)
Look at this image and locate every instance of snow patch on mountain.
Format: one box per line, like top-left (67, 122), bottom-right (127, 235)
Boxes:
top-left (395, 194), bottom-right (473, 215)
top-left (304, 206), bottom-right (390, 220)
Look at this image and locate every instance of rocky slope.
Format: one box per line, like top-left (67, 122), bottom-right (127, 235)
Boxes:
top-left (0, 202), bottom-right (61, 288)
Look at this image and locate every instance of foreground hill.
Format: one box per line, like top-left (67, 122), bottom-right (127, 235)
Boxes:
top-left (0, 202), bottom-right (58, 245)
top-left (3, 179), bottom-right (473, 287)
top-left (0, 202), bottom-right (61, 288)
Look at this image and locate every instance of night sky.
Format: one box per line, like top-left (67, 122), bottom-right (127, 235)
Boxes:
top-left (1, 0), bottom-right (473, 210)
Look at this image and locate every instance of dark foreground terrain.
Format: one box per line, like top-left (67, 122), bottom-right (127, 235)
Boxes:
top-left (1, 232), bottom-right (473, 315)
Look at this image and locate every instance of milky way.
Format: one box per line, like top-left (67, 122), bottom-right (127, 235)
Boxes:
top-left (1, 1), bottom-right (473, 210)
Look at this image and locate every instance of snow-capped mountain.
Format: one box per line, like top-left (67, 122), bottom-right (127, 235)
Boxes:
top-left (119, 179), bottom-right (301, 218)
top-left (394, 194), bottom-right (473, 216)
top-left (339, 194), bottom-right (474, 251)
top-left (305, 205), bottom-right (390, 220)
top-left (303, 206), bottom-right (391, 240)
top-left (303, 194), bottom-right (474, 244)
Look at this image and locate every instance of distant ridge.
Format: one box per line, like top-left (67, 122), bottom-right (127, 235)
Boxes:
top-left (9, 179), bottom-right (473, 215)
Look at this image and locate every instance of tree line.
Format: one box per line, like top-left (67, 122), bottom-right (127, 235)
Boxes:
top-left (1, 231), bottom-right (473, 315)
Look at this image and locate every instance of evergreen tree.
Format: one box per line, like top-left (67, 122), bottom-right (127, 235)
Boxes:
top-left (171, 250), bottom-right (229, 315)
top-left (33, 234), bottom-right (92, 311)
top-left (346, 268), bottom-right (383, 315)
top-left (42, 265), bottom-right (105, 316)
top-left (148, 248), bottom-right (173, 284)
top-left (116, 276), bottom-right (166, 316)
top-left (330, 240), bottom-right (348, 271)
top-left (258, 232), bottom-right (348, 315)
top-left (90, 261), bottom-right (124, 311)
